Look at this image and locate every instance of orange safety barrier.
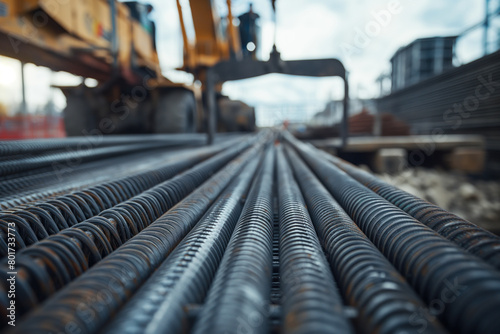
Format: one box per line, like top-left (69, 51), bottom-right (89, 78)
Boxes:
top-left (0, 115), bottom-right (66, 139)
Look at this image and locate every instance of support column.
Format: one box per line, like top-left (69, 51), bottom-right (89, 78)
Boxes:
top-left (205, 69), bottom-right (217, 145)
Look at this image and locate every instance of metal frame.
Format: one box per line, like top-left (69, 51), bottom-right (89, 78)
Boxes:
top-left (205, 47), bottom-right (349, 146)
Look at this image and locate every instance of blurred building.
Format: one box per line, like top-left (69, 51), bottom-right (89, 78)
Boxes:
top-left (310, 99), bottom-right (376, 127)
top-left (391, 36), bottom-right (457, 92)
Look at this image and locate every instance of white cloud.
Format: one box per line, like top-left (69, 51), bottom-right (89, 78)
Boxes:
top-left (225, 0), bottom-right (485, 109)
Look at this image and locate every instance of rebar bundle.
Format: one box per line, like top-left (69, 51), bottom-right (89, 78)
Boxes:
top-left (1, 131), bottom-right (499, 334)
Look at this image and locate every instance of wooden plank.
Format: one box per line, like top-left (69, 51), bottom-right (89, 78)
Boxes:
top-left (445, 147), bottom-right (486, 173)
top-left (309, 135), bottom-right (485, 152)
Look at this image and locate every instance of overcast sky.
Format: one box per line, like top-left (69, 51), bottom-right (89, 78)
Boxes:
top-left (0, 0), bottom-right (493, 124)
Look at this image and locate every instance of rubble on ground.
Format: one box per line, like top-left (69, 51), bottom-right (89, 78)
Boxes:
top-left (375, 167), bottom-right (500, 234)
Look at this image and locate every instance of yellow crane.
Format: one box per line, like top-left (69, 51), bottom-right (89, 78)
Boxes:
top-left (178, 0), bottom-right (349, 145)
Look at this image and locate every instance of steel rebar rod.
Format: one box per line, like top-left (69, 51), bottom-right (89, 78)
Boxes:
top-left (0, 133), bottom-right (209, 158)
top-left (102, 145), bottom-right (265, 334)
top-left (320, 151), bottom-right (500, 270)
top-left (0, 137), bottom-right (244, 209)
top-left (284, 132), bottom-right (500, 334)
top-left (0, 141), bottom-right (236, 251)
top-left (0, 153), bottom-right (212, 250)
top-left (192, 145), bottom-right (275, 334)
top-left (285, 145), bottom-right (445, 334)
top-left (9, 137), bottom-right (267, 334)
top-left (276, 145), bottom-right (354, 334)
top-left (1, 135), bottom-right (262, 326)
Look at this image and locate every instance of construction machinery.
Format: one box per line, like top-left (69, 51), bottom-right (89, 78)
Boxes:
top-left (0, 0), bottom-right (264, 138)
top-left (0, 0), bottom-right (349, 144)
top-left (0, 0), bottom-right (258, 137)
top-left (0, 0), bottom-right (200, 135)
top-left (178, 0), bottom-right (349, 144)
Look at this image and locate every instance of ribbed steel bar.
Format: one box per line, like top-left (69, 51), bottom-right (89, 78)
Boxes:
top-left (0, 142), bottom-right (235, 252)
top-left (9, 136), bottom-right (267, 334)
top-left (320, 151), bottom-right (500, 270)
top-left (285, 145), bottom-right (445, 334)
top-left (0, 133), bottom-right (208, 158)
top-left (192, 145), bottom-right (275, 334)
top-left (276, 145), bottom-right (354, 334)
top-left (0, 136), bottom-right (245, 209)
top-left (0, 141), bottom-right (193, 177)
top-left (102, 145), bottom-right (265, 334)
top-left (285, 132), bottom-right (500, 334)
top-left (0, 134), bottom-right (261, 325)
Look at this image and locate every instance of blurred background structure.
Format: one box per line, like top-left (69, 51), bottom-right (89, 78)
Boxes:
top-left (1, 0), bottom-right (498, 126)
